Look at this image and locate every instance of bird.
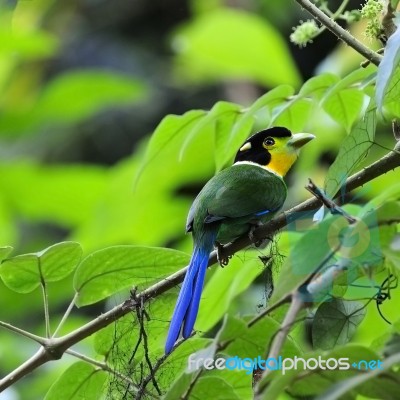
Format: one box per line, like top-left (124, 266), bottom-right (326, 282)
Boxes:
top-left (165, 126), bottom-right (315, 354)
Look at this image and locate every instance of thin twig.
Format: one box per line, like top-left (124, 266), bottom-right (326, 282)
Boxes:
top-left (294, 0), bottom-right (382, 66)
top-left (135, 298), bottom-right (161, 396)
top-left (305, 179), bottom-right (357, 224)
top-left (0, 320), bottom-right (46, 345)
top-left (316, 351), bottom-right (400, 400)
top-left (310, 0), bottom-right (350, 40)
top-left (65, 349), bottom-right (138, 391)
top-left (38, 258), bottom-right (51, 338)
top-left (254, 292), bottom-right (305, 395)
top-left (0, 348), bottom-right (50, 388)
top-left (182, 369), bottom-right (203, 400)
top-left (52, 294), bottom-right (78, 338)
top-left (137, 353), bottom-right (168, 399)
top-left (247, 294), bottom-right (292, 328)
top-left (268, 291), bottom-right (304, 360)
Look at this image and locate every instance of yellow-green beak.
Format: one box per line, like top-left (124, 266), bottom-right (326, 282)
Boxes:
top-left (287, 132), bottom-right (315, 149)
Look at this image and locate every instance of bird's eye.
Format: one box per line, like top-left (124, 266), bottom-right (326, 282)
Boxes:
top-left (263, 137), bottom-right (275, 146)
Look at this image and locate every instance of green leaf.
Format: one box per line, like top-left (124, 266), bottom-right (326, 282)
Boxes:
top-left (316, 67), bottom-right (375, 132)
top-left (330, 203), bottom-right (388, 276)
top-left (259, 370), bottom-right (299, 400)
top-left (226, 85), bottom-right (294, 166)
top-left (165, 372), bottom-right (241, 400)
top-left (219, 113), bottom-right (254, 170)
top-left (322, 88), bottom-right (365, 132)
top-left (0, 29), bottom-right (58, 59)
top-left (172, 9), bottom-right (301, 87)
top-left (248, 85), bottom-right (295, 113)
top-left (312, 299), bottom-right (366, 350)
top-left (136, 110), bottom-right (206, 182)
top-left (324, 98), bottom-right (376, 198)
top-left (299, 73), bottom-right (339, 99)
top-left (164, 373), bottom-right (194, 400)
top-left (0, 246), bottom-right (12, 262)
top-left (338, 66), bottom-right (377, 91)
top-left (44, 362), bottom-right (106, 400)
top-left (271, 98), bottom-right (313, 132)
top-left (287, 345), bottom-right (382, 399)
top-left (196, 255), bottom-right (264, 334)
top-left (376, 24), bottom-right (400, 113)
top-left (316, 352), bottom-right (400, 400)
top-left (374, 201), bottom-right (400, 225)
top-left (270, 216), bottom-right (341, 307)
top-left (218, 315), bottom-right (248, 343)
top-left (157, 338), bottom-right (212, 393)
top-left (74, 246), bottom-right (190, 306)
top-left (177, 101), bottom-right (243, 170)
top-left (39, 242), bottom-right (82, 281)
top-left (365, 182), bottom-right (400, 208)
top-left (385, 235), bottom-right (400, 272)
top-left (259, 344), bottom-right (382, 399)
top-left (0, 162), bottom-right (107, 228)
top-left (226, 315), bottom-right (301, 360)
top-left (0, 242), bottom-right (82, 293)
top-left (192, 376), bottom-right (240, 399)
top-left (204, 369), bottom-right (252, 400)
top-left (0, 70), bottom-right (147, 137)
top-left (214, 103), bottom-right (248, 171)
top-left (34, 70), bottom-right (146, 124)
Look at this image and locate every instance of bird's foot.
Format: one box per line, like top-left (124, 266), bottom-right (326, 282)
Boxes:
top-left (249, 222), bottom-right (264, 247)
top-left (215, 242), bottom-right (231, 267)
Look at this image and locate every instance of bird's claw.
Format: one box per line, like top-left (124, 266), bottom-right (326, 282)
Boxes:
top-left (215, 242), bottom-right (231, 267)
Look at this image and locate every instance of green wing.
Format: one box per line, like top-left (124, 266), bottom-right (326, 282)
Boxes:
top-left (186, 163), bottom-right (287, 231)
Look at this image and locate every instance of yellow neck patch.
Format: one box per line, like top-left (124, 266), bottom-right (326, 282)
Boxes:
top-left (265, 151), bottom-right (298, 177)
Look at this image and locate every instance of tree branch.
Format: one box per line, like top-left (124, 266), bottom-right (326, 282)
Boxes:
top-left (266, 292), bottom-right (304, 361)
top-left (0, 144), bottom-right (399, 392)
top-left (0, 320), bottom-right (46, 345)
top-left (253, 295), bottom-right (305, 396)
top-left (294, 0), bottom-right (383, 66)
top-left (305, 178), bottom-right (357, 224)
top-left (65, 349), bottom-right (138, 391)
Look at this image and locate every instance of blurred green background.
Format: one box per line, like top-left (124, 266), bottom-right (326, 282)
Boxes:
top-left (0, 0), bottom-right (398, 398)
top-left (1, 0), bottom-right (385, 254)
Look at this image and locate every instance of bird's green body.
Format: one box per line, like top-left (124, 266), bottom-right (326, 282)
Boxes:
top-left (165, 127), bottom-right (315, 354)
top-left (186, 162), bottom-right (287, 244)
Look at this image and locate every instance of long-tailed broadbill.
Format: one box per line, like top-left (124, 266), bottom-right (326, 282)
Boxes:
top-left (165, 127), bottom-right (315, 354)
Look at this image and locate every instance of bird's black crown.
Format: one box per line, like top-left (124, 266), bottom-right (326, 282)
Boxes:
top-left (234, 127), bottom-right (292, 165)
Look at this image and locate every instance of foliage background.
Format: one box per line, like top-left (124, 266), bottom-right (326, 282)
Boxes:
top-left (0, 0), bottom-right (399, 399)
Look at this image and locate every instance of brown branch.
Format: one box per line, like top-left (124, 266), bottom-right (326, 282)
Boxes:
top-left (252, 293), bottom-right (305, 395)
top-left (381, 0), bottom-right (397, 40)
top-left (0, 144), bottom-right (399, 392)
top-left (267, 292), bottom-right (305, 361)
top-left (294, 0), bottom-right (383, 66)
top-left (305, 178), bottom-right (357, 224)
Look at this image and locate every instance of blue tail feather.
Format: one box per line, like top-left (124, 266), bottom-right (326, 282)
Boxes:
top-left (165, 232), bottom-right (215, 354)
top-left (182, 250), bottom-right (209, 338)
